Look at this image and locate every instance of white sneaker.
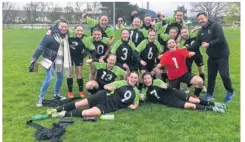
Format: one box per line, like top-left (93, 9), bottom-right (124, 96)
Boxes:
top-left (202, 86), bottom-right (207, 93)
top-left (54, 93), bottom-right (66, 100)
top-left (36, 97), bottom-right (43, 107)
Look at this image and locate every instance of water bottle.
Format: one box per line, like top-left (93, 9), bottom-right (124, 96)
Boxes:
top-left (31, 114), bottom-right (49, 121)
top-left (100, 114), bottom-right (114, 120)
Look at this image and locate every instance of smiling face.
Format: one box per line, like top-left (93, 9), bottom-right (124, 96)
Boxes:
top-left (180, 28), bottom-right (189, 39)
top-left (107, 54), bottom-right (116, 67)
top-left (58, 22), bottom-right (68, 34)
top-left (75, 26), bottom-right (84, 38)
top-left (143, 74), bottom-right (153, 87)
top-left (100, 16), bottom-right (109, 27)
top-left (132, 17), bottom-right (141, 29)
top-left (148, 31), bottom-right (156, 42)
top-left (197, 14), bottom-right (208, 27)
top-left (144, 16), bottom-right (152, 26)
top-left (169, 28), bottom-right (178, 39)
top-left (167, 39), bottom-right (177, 51)
top-left (127, 72), bottom-right (139, 86)
top-left (175, 11), bottom-right (183, 23)
top-left (121, 30), bottom-right (129, 41)
top-left (93, 30), bottom-right (102, 41)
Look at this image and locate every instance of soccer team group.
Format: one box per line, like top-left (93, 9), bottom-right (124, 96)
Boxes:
top-left (30, 10), bottom-right (235, 119)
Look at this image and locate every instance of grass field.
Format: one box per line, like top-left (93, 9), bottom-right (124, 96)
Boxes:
top-left (3, 28), bottom-right (240, 142)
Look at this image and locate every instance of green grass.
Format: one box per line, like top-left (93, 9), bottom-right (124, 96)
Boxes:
top-left (3, 28), bottom-right (240, 142)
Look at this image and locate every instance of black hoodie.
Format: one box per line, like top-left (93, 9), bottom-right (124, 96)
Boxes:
top-left (189, 20), bottom-right (230, 59)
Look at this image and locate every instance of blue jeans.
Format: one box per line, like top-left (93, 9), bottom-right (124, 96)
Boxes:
top-left (39, 65), bottom-right (64, 98)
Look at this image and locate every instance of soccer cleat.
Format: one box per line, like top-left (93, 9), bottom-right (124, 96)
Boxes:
top-left (51, 111), bottom-right (66, 118)
top-left (36, 97), bottom-right (43, 107)
top-left (54, 93), bottom-right (66, 100)
top-left (67, 92), bottom-right (74, 99)
top-left (212, 106), bottom-right (225, 113)
top-left (224, 91), bottom-right (235, 102)
top-left (47, 109), bottom-right (57, 115)
top-left (202, 86), bottom-right (207, 93)
top-left (204, 94), bottom-right (213, 101)
top-left (214, 103), bottom-right (227, 110)
top-left (80, 91), bottom-right (86, 98)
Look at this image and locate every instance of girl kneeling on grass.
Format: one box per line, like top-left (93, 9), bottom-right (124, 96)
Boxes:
top-left (47, 72), bottom-right (140, 119)
top-left (140, 72), bottom-right (226, 113)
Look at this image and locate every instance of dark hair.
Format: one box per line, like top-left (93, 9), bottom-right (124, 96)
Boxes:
top-left (75, 25), bottom-right (84, 29)
top-left (148, 29), bottom-right (156, 34)
top-left (144, 14), bottom-right (152, 18)
top-left (99, 14), bottom-right (109, 20)
top-left (121, 28), bottom-right (129, 34)
top-left (128, 71), bottom-right (139, 77)
top-left (57, 19), bottom-right (68, 25)
top-left (169, 27), bottom-right (178, 32)
top-left (133, 17), bottom-right (141, 21)
top-left (197, 12), bottom-right (207, 18)
top-left (175, 10), bottom-right (183, 14)
top-left (142, 72), bottom-right (153, 79)
top-left (92, 26), bottom-right (103, 33)
top-left (167, 38), bottom-right (176, 43)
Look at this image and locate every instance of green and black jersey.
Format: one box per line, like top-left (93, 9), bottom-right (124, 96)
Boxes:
top-left (141, 79), bottom-right (175, 103)
top-left (87, 16), bottom-right (115, 38)
top-left (136, 39), bottom-right (163, 64)
top-left (68, 33), bottom-right (95, 59)
top-left (119, 25), bottom-right (147, 47)
top-left (179, 31), bottom-right (198, 49)
top-left (111, 39), bottom-right (136, 67)
top-left (157, 33), bottom-right (170, 52)
top-left (164, 16), bottom-right (187, 36)
top-left (88, 36), bottom-right (110, 59)
top-left (92, 62), bottom-right (126, 87)
top-left (106, 80), bottom-right (139, 109)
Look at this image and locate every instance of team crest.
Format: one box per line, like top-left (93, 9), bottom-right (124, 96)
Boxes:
top-left (208, 29), bottom-right (211, 34)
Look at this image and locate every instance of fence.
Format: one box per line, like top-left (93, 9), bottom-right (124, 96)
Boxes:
top-left (3, 24), bottom-right (91, 30)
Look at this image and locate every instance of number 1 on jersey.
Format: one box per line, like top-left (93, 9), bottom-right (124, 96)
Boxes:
top-left (172, 57), bottom-right (179, 69)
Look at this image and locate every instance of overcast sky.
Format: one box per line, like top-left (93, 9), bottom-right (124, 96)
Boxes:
top-left (131, 2), bottom-right (194, 16)
top-left (14, 2), bottom-right (194, 16)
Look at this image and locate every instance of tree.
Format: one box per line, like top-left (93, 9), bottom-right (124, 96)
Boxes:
top-left (37, 2), bottom-right (49, 23)
top-left (2, 2), bottom-right (17, 23)
top-left (190, 2), bottom-right (227, 22)
top-left (63, 3), bottom-right (75, 23)
top-left (100, 2), bottom-right (138, 24)
top-left (74, 2), bottom-right (87, 23)
top-left (174, 5), bottom-right (188, 20)
top-left (23, 2), bottom-right (39, 24)
top-left (46, 3), bottom-right (63, 23)
top-left (223, 2), bottom-right (240, 25)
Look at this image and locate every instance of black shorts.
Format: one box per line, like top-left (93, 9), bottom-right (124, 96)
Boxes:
top-left (71, 56), bottom-right (83, 66)
top-left (161, 88), bottom-right (189, 109)
top-left (186, 50), bottom-right (204, 68)
top-left (169, 72), bottom-right (195, 89)
top-left (139, 62), bottom-right (156, 72)
top-left (87, 90), bottom-right (110, 114)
